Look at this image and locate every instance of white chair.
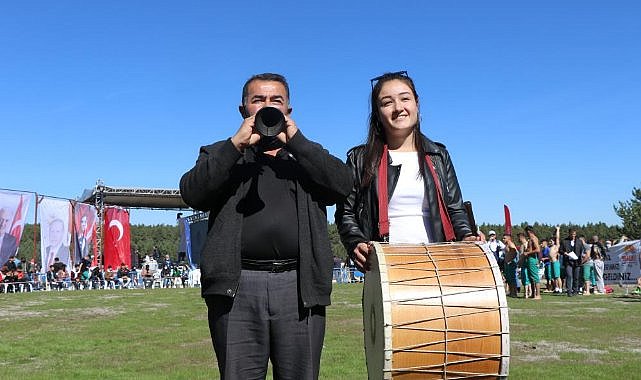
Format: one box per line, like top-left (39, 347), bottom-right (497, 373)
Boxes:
top-left (151, 271), bottom-right (163, 289)
top-left (188, 268), bottom-right (201, 288)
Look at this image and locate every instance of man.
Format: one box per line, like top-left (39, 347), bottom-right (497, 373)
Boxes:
top-left (559, 228), bottom-right (584, 296)
top-left (44, 218), bottom-right (71, 269)
top-left (524, 226), bottom-right (542, 300)
top-left (52, 257), bottom-right (66, 273)
top-left (161, 254), bottom-right (173, 288)
top-left (517, 232), bottom-right (530, 298)
top-left (548, 226), bottom-right (562, 293)
top-left (117, 262), bottom-right (131, 288)
top-left (578, 235), bottom-right (591, 294)
top-left (540, 238), bottom-right (551, 291)
top-left (487, 230), bottom-right (506, 270)
top-left (0, 208), bottom-right (18, 265)
top-left (502, 233), bottom-right (518, 297)
top-left (179, 73), bottom-right (352, 379)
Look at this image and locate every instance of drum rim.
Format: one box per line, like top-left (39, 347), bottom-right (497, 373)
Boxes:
top-left (371, 241), bottom-right (394, 379)
top-left (480, 242), bottom-right (511, 377)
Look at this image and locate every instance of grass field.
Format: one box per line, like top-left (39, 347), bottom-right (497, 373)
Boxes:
top-left (1, 285), bottom-right (640, 379)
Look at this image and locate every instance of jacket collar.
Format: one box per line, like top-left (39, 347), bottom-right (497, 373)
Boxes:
top-left (418, 133), bottom-right (444, 155)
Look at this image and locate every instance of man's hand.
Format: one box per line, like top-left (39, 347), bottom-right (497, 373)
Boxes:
top-left (231, 115), bottom-right (261, 152)
top-left (352, 242), bottom-right (373, 272)
top-left (276, 114), bottom-right (299, 144)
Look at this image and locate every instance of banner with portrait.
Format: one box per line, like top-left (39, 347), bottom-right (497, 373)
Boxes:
top-left (103, 206), bottom-right (131, 270)
top-left (180, 212), bottom-right (208, 270)
top-left (73, 203), bottom-right (98, 265)
top-left (38, 197), bottom-right (73, 272)
top-left (0, 190), bottom-right (32, 265)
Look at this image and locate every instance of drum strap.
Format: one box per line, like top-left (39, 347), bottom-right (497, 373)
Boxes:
top-left (377, 146), bottom-right (390, 241)
top-left (377, 145), bottom-right (455, 242)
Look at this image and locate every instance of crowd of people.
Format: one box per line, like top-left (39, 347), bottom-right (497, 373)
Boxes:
top-left (0, 253), bottom-right (201, 293)
top-left (487, 227), bottom-right (629, 299)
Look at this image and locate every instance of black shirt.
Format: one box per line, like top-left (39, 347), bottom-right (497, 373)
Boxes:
top-left (240, 149), bottom-right (299, 260)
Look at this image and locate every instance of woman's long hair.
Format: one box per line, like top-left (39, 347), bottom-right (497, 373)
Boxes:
top-left (361, 72), bottom-right (427, 187)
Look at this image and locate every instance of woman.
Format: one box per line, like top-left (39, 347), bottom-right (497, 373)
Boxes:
top-left (336, 71), bottom-right (474, 272)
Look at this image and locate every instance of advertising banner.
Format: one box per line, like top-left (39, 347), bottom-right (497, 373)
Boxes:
top-left (603, 240), bottom-right (641, 285)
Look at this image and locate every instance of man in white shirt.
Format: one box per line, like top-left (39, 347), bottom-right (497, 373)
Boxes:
top-left (487, 230), bottom-right (506, 268)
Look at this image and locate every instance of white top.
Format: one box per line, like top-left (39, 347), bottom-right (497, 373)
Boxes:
top-left (387, 151), bottom-right (431, 244)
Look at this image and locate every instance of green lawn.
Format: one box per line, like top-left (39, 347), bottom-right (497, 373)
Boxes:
top-left (1, 285), bottom-right (639, 379)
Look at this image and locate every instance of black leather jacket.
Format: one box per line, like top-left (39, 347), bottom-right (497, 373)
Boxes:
top-left (335, 134), bottom-right (472, 255)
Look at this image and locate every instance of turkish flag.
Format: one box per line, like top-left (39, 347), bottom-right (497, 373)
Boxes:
top-left (103, 207), bottom-right (131, 270)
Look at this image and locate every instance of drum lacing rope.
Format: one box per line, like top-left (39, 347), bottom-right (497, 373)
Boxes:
top-left (388, 245), bottom-right (505, 379)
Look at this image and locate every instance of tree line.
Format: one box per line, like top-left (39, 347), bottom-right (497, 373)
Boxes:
top-left (13, 184), bottom-right (640, 263)
top-left (15, 220), bottom-right (630, 263)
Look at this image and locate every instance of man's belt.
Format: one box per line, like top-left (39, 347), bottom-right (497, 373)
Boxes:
top-left (241, 258), bottom-right (298, 272)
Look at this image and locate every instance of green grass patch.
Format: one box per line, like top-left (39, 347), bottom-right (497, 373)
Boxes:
top-left (1, 286), bottom-right (639, 379)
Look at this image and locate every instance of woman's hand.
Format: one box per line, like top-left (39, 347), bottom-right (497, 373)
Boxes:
top-left (352, 242), bottom-right (373, 272)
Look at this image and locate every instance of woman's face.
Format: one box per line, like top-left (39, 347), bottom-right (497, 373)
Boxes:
top-left (376, 79), bottom-right (419, 138)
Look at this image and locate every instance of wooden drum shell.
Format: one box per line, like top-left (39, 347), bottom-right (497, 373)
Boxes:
top-left (363, 242), bottom-right (509, 379)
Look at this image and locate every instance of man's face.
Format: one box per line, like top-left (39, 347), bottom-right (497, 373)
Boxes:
top-left (242, 80), bottom-right (290, 117)
top-left (80, 216), bottom-right (88, 232)
top-left (49, 221), bottom-right (64, 247)
top-left (570, 231), bottom-right (577, 239)
top-left (489, 233), bottom-right (496, 241)
top-left (0, 209), bottom-right (9, 234)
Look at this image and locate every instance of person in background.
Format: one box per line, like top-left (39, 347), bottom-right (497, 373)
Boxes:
top-left (117, 262), bottom-right (131, 288)
top-left (540, 238), bottom-right (551, 292)
top-left (560, 228), bottom-right (584, 297)
top-left (487, 230), bottom-right (506, 270)
top-left (517, 232), bottom-right (530, 298)
top-left (141, 264), bottom-right (154, 289)
top-left (548, 226), bottom-right (562, 293)
top-left (590, 235), bottom-right (606, 295)
top-left (524, 226), bottom-right (542, 299)
top-left (578, 235), bottom-right (591, 294)
top-left (502, 232), bottom-right (518, 297)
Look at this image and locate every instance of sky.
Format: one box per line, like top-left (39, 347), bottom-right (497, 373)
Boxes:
top-left (1, 1), bottom-right (640, 228)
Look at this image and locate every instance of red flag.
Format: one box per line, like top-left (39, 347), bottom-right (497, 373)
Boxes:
top-left (504, 204), bottom-right (512, 236)
top-left (10, 195), bottom-right (24, 241)
top-left (103, 207), bottom-right (131, 270)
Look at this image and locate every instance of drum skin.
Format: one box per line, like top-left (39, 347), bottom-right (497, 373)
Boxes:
top-left (363, 242), bottom-right (509, 379)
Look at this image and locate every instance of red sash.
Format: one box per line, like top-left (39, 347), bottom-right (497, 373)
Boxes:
top-left (377, 145), bottom-right (455, 241)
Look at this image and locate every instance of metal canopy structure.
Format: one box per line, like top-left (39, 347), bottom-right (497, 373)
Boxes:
top-left (79, 180), bottom-right (191, 257)
top-left (79, 182), bottom-right (189, 209)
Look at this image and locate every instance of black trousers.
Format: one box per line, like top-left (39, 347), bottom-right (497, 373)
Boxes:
top-left (205, 269), bottom-right (325, 380)
top-left (565, 264), bottom-right (580, 294)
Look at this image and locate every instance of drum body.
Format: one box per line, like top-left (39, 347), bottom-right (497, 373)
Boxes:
top-left (363, 242), bottom-right (509, 379)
